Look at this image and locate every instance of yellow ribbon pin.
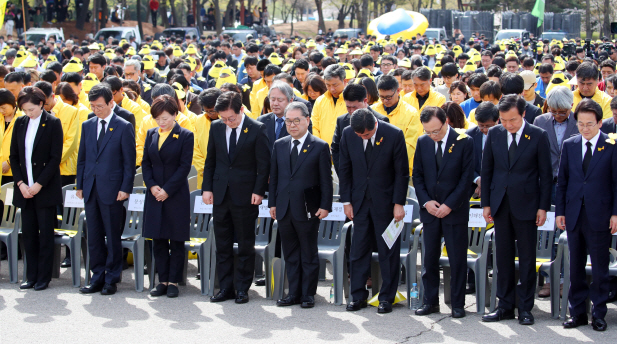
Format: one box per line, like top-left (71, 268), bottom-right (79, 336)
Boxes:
top-left (109, 128), bottom-right (113, 131)
top-left (448, 143), bottom-right (455, 153)
top-left (42, 124), bottom-right (45, 127)
top-left (303, 149), bottom-right (307, 153)
top-left (598, 146), bottom-right (604, 151)
top-left (243, 128), bottom-right (248, 133)
top-left (525, 134), bottom-right (530, 140)
top-left (173, 134), bottom-right (179, 139)
top-left (376, 137), bottom-right (383, 145)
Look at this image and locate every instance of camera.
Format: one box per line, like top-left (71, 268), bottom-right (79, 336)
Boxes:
top-left (562, 43), bottom-right (576, 57)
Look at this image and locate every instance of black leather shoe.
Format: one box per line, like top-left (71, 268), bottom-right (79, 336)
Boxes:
top-left (415, 304), bottom-right (440, 316)
top-left (210, 289), bottom-right (235, 302)
top-left (235, 291), bottom-right (249, 304)
top-left (592, 317), bottom-right (607, 331)
top-left (563, 315), bottom-right (588, 329)
top-left (518, 310), bottom-right (534, 325)
top-left (482, 307), bottom-right (515, 322)
top-left (346, 299), bottom-right (368, 311)
top-left (378, 301), bottom-right (393, 314)
top-left (150, 283), bottom-right (168, 297)
top-left (101, 283), bottom-right (117, 295)
top-left (167, 284), bottom-right (179, 298)
top-left (80, 282), bottom-right (104, 294)
top-left (60, 257), bottom-right (71, 268)
top-left (452, 308), bottom-right (466, 318)
top-left (301, 296), bottom-right (315, 308)
top-left (277, 295), bottom-right (300, 306)
top-left (34, 282), bottom-right (49, 291)
top-left (255, 278), bottom-right (266, 286)
top-left (465, 284), bottom-right (476, 294)
top-left (20, 281), bottom-right (36, 289)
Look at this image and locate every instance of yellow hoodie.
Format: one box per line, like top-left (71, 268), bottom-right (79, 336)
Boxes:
top-left (121, 95), bottom-right (149, 129)
top-left (52, 98), bottom-right (80, 176)
top-left (572, 88), bottom-right (613, 119)
top-left (192, 114), bottom-right (215, 189)
top-left (311, 91), bottom-right (348, 145)
top-left (249, 78), bottom-right (267, 116)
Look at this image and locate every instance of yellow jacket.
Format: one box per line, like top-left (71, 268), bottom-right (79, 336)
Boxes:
top-left (1, 111), bottom-right (23, 177)
top-left (137, 96), bottom-right (151, 115)
top-left (52, 98), bottom-right (80, 176)
top-left (572, 88), bottom-right (613, 119)
top-left (121, 95), bottom-right (149, 129)
top-left (401, 89), bottom-right (446, 112)
top-left (249, 78), bottom-right (267, 116)
top-left (77, 103), bottom-right (90, 123)
top-left (78, 91), bottom-right (90, 110)
top-left (182, 107), bottom-right (198, 127)
top-left (311, 91), bottom-right (348, 145)
top-left (252, 86), bottom-right (269, 118)
top-left (192, 114), bottom-right (214, 189)
top-left (371, 100), bottom-right (422, 175)
top-left (136, 113), bottom-right (195, 166)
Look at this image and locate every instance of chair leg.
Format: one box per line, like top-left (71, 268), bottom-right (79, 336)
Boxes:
top-left (473, 261), bottom-right (485, 315)
top-left (70, 239), bottom-right (81, 287)
top-left (134, 241), bottom-right (144, 292)
top-left (264, 250), bottom-right (273, 299)
top-left (318, 259), bottom-right (326, 281)
top-left (8, 233), bottom-right (19, 283)
top-left (334, 256), bottom-right (344, 306)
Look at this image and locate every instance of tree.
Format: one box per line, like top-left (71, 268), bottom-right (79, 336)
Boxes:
top-left (586, 0), bottom-right (591, 39)
top-left (159, 0), bottom-right (170, 28)
top-left (75, 0), bottom-right (90, 30)
top-left (137, 0), bottom-right (144, 38)
top-left (214, 0), bottom-right (222, 34)
top-left (314, 0), bottom-right (326, 33)
top-left (170, 0), bottom-right (180, 26)
top-left (358, 0), bottom-right (368, 33)
top-left (603, 0), bottom-right (610, 37)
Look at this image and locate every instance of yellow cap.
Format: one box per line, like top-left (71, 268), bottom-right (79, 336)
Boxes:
top-left (307, 40), bottom-right (316, 48)
top-left (87, 42), bottom-right (100, 50)
top-left (82, 73), bottom-right (100, 93)
top-left (356, 68), bottom-right (374, 81)
top-left (126, 46), bottom-right (136, 56)
top-left (138, 45), bottom-right (151, 55)
top-left (12, 51), bottom-right (26, 67)
top-left (348, 48), bottom-right (363, 56)
top-left (142, 55), bottom-right (156, 70)
top-left (424, 45), bottom-right (436, 56)
top-left (433, 62), bottom-right (442, 75)
top-left (340, 63), bottom-right (356, 79)
top-left (268, 53), bottom-right (283, 66)
top-left (215, 67), bottom-right (237, 89)
top-left (62, 57), bottom-right (84, 73)
top-left (461, 60), bottom-right (477, 72)
top-left (546, 72), bottom-right (567, 95)
top-left (172, 82), bottom-right (186, 99)
top-left (452, 45), bottom-right (462, 58)
top-left (208, 61), bottom-right (227, 78)
top-left (19, 56), bottom-right (38, 68)
top-left (42, 55), bottom-right (58, 69)
top-left (173, 46), bottom-right (183, 57)
top-left (282, 59), bottom-right (295, 72)
top-left (185, 56), bottom-right (197, 71)
top-left (334, 47), bottom-right (348, 55)
top-left (184, 44), bottom-right (198, 55)
top-left (120, 39), bottom-right (128, 46)
top-left (104, 48), bottom-right (115, 60)
top-left (398, 57), bottom-right (411, 69)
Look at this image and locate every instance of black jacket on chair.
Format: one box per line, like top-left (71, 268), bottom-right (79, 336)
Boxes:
top-left (10, 111), bottom-right (63, 209)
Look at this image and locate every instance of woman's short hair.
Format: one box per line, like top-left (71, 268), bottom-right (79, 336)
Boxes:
top-left (55, 82), bottom-right (80, 106)
top-left (17, 86), bottom-right (47, 110)
top-left (303, 73), bottom-right (327, 96)
top-left (0, 89), bottom-right (16, 108)
top-left (150, 94), bottom-right (179, 119)
top-left (441, 102), bottom-right (466, 129)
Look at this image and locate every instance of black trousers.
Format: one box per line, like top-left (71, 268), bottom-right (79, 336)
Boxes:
top-left (212, 191), bottom-right (257, 292)
top-left (153, 239), bottom-right (184, 283)
top-left (85, 182), bottom-right (125, 285)
top-left (349, 198), bottom-right (400, 303)
top-left (21, 204), bottom-right (57, 283)
top-left (422, 219), bottom-right (468, 308)
top-left (567, 205), bottom-right (611, 319)
top-left (493, 195), bottom-right (537, 312)
top-left (278, 211), bottom-right (320, 298)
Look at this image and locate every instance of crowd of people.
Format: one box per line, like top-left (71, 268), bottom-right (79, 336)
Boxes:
top-left (0, 25), bottom-right (617, 331)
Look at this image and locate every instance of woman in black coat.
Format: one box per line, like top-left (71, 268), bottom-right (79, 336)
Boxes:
top-left (10, 86), bottom-right (63, 291)
top-left (142, 94), bottom-right (193, 298)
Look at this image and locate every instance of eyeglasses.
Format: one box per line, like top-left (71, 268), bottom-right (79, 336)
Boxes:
top-left (477, 124), bottom-right (495, 130)
top-left (381, 63), bottom-right (394, 67)
top-left (577, 121), bottom-right (599, 129)
top-left (423, 123), bottom-right (445, 136)
top-left (285, 118), bottom-right (303, 126)
top-left (204, 109), bottom-right (217, 116)
top-left (378, 92), bottom-right (397, 101)
top-left (220, 115), bottom-right (238, 124)
top-left (91, 104), bottom-right (109, 111)
top-left (550, 109), bottom-right (570, 116)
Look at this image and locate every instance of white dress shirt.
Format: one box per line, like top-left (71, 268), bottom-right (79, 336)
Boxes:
top-left (226, 114), bottom-right (245, 153)
top-left (290, 130), bottom-right (309, 153)
top-left (363, 121), bottom-right (379, 150)
top-left (582, 130), bottom-right (601, 159)
top-left (25, 115), bottom-right (41, 187)
top-left (97, 112), bottom-right (114, 139)
top-left (507, 120), bottom-right (525, 148)
top-left (435, 126), bottom-right (451, 154)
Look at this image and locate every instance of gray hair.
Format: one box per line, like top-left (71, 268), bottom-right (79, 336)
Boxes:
top-left (152, 84), bottom-right (175, 99)
top-left (124, 59), bottom-right (141, 72)
top-left (324, 64), bottom-right (346, 81)
top-left (66, 39), bottom-right (74, 45)
top-left (5, 48), bottom-right (16, 58)
top-left (413, 66), bottom-right (432, 81)
top-left (284, 101), bottom-right (310, 117)
top-left (546, 86), bottom-right (573, 110)
top-left (269, 81), bottom-right (294, 101)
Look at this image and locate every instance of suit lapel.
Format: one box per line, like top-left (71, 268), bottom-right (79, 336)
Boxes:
top-left (497, 126), bottom-right (509, 169)
top-left (279, 136), bottom-right (292, 174)
top-left (586, 132), bottom-right (607, 178)
top-left (571, 135), bottom-right (584, 177)
top-left (367, 125), bottom-right (385, 171)
top-left (159, 122), bottom-right (180, 153)
top-left (32, 111), bottom-right (48, 151)
top-left (267, 115), bottom-right (276, 143)
top-left (437, 128), bottom-right (458, 178)
top-left (546, 118), bottom-right (559, 150)
top-left (509, 124), bottom-right (531, 169)
top-left (231, 117), bottom-right (251, 164)
top-left (96, 114), bottom-right (118, 157)
top-left (292, 134), bottom-right (315, 176)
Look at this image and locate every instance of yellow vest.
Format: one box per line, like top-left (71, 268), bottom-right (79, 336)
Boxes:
top-left (249, 78), bottom-right (267, 117)
top-left (192, 115), bottom-right (214, 189)
top-left (572, 88), bottom-right (613, 119)
top-left (136, 113), bottom-right (194, 166)
top-left (401, 90), bottom-right (446, 112)
top-left (121, 95), bottom-right (149, 129)
top-left (311, 91), bottom-right (348, 145)
top-left (371, 100), bottom-right (422, 175)
top-left (1, 111), bottom-right (23, 177)
top-left (52, 98), bottom-right (80, 176)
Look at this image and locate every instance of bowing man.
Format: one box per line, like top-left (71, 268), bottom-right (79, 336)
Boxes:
top-left (339, 108), bottom-right (409, 314)
top-left (481, 95), bottom-right (552, 325)
top-left (202, 91), bottom-right (270, 304)
top-left (269, 102), bottom-right (332, 308)
top-left (412, 106), bottom-right (474, 318)
top-left (557, 99), bottom-right (617, 331)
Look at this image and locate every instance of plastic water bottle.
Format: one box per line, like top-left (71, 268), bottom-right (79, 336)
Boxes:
top-left (329, 284), bottom-right (334, 303)
top-left (410, 283), bottom-right (420, 310)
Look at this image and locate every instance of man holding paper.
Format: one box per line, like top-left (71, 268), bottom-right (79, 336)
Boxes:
top-left (412, 106), bottom-right (474, 318)
top-left (339, 108), bottom-right (409, 314)
top-left (269, 102), bottom-right (332, 308)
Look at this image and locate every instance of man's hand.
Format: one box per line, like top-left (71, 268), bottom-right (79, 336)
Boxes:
top-left (156, 189), bottom-right (169, 202)
top-left (28, 182), bottom-right (42, 196)
top-left (270, 207), bottom-right (276, 220)
top-left (483, 207), bottom-right (493, 223)
top-left (202, 191), bottom-right (213, 204)
top-left (251, 193), bottom-right (263, 205)
top-left (344, 204), bottom-right (354, 220)
top-left (556, 215), bottom-right (566, 230)
top-left (536, 209), bottom-right (547, 227)
top-left (425, 200), bottom-right (441, 216)
top-left (610, 215), bottom-right (617, 234)
top-left (435, 204), bottom-right (452, 218)
top-left (393, 204), bottom-right (405, 222)
top-left (19, 183), bottom-right (33, 199)
top-left (315, 208), bottom-right (329, 220)
top-left (2, 162), bottom-right (9, 174)
top-left (117, 191), bottom-right (129, 201)
top-left (475, 178), bottom-right (481, 197)
top-left (76, 190), bottom-right (83, 199)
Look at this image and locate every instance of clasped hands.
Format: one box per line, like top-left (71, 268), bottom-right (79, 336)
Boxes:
top-left (150, 186), bottom-right (169, 202)
top-left (426, 201), bottom-right (451, 218)
top-left (18, 182), bottom-right (42, 199)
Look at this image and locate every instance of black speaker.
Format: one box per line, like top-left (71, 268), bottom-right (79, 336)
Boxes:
top-left (611, 22), bottom-right (617, 34)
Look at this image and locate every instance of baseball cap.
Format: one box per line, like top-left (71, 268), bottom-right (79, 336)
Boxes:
top-left (520, 70), bottom-right (537, 90)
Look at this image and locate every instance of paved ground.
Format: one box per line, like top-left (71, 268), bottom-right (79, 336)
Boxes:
top-left (0, 258), bottom-right (615, 343)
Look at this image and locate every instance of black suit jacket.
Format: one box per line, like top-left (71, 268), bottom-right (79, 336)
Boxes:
top-left (293, 95), bottom-right (313, 114)
top-left (10, 111), bottom-right (63, 209)
top-left (202, 116), bottom-right (270, 206)
top-left (339, 121), bottom-right (409, 218)
top-left (481, 123), bottom-right (553, 221)
top-left (257, 112), bottom-right (313, 151)
top-left (412, 128), bottom-right (474, 224)
top-left (332, 108), bottom-right (389, 176)
top-left (87, 105), bottom-right (136, 129)
top-left (269, 133), bottom-right (333, 221)
top-left (601, 117), bottom-right (616, 134)
top-left (523, 102), bottom-right (541, 125)
top-left (466, 126), bottom-right (484, 182)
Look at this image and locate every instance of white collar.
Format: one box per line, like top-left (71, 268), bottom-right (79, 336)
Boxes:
top-left (583, 130), bottom-right (601, 147)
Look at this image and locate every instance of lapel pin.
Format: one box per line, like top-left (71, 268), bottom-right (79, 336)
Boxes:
top-left (525, 134), bottom-right (530, 140)
top-left (598, 146), bottom-right (605, 151)
top-left (448, 143), bottom-right (455, 153)
top-left (42, 123), bottom-right (45, 127)
top-left (376, 137), bottom-right (383, 145)
top-left (173, 134), bottom-right (179, 139)
top-left (303, 149), bottom-right (307, 153)
top-left (109, 128), bottom-right (114, 131)
top-left (243, 128), bottom-right (248, 133)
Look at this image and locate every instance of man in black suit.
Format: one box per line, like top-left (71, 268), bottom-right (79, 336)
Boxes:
top-left (269, 102), bottom-right (333, 308)
top-left (339, 108), bottom-right (409, 314)
top-left (331, 83), bottom-right (389, 176)
top-left (87, 100), bottom-right (136, 129)
top-left (481, 95), bottom-right (553, 325)
top-left (467, 102), bottom-right (499, 198)
top-left (499, 72), bottom-right (542, 125)
top-left (202, 91), bottom-right (270, 304)
top-left (412, 106), bottom-right (474, 318)
top-left (600, 97), bottom-right (617, 134)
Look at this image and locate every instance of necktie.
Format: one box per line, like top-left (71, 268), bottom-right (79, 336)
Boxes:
top-left (97, 120), bottom-right (106, 150)
top-left (435, 140), bottom-right (443, 170)
top-left (509, 133), bottom-right (517, 166)
top-left (365, 138), bottom-right (373, 163)
top-left (275, 117), bottom-right (284, 139)
top-left (290, 139), bottom-right (300, 169)
top-left (229, 127), bottom-right (237, 161)
top-left (583, 141), bottom-right (592, 175)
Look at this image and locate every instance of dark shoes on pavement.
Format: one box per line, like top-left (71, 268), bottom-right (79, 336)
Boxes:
top-left (415, 304), bottom-right (440, 316)
top-left (210, 289), bottom-right (236, 302)
top-left (346, 299), bottom-right (368, 311)
top-left (482, 307), bottom-right (516, 322)
top-left (563, 314), bottom-right (588, 329)
top-left (377, 301), bottom-right (392, 314)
